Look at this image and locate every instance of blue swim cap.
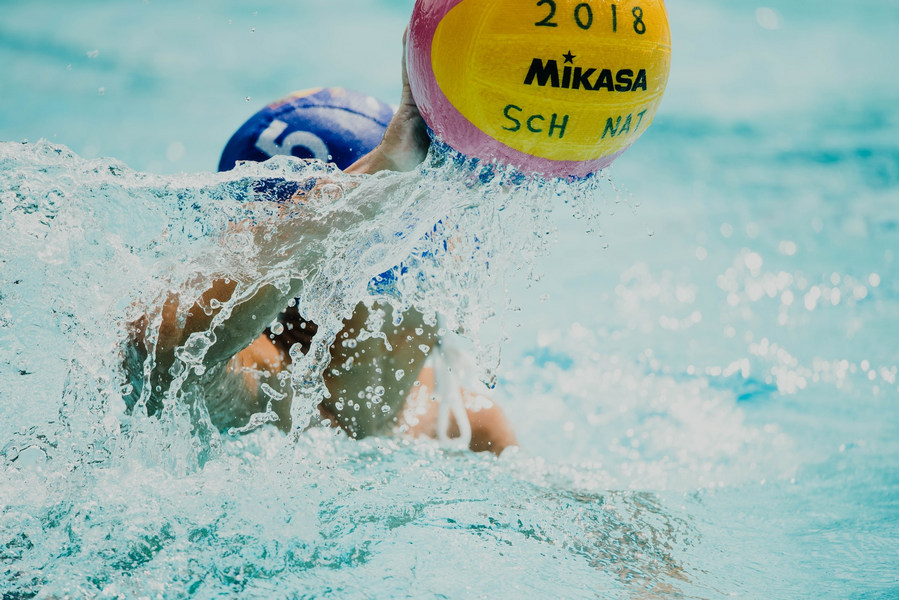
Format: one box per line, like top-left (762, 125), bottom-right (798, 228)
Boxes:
top-left (219, 87), bottom-right (394, 172)
top-left (219, 87), bottom-right (420, 296)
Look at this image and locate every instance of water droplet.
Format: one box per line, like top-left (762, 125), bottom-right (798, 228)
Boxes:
top-left (781, 290), bottom-right (794, 306)
top-left (778, 241), bottom-right (797, 256)
top-left (755, 7), bottom-right (781, 30)
top-left (261, 383), bottom-right (287, 401)
top-left (15, 446), bottom-right (47, 468)
top-left (744, 252), bottom-right (763, 275)
top-left (4, 445), bottom-right (19, 461)
top-left (176, 333), bottom-right (213, 363)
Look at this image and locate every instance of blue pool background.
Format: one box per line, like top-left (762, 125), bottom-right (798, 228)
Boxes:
top-left (2, 0), bottom-right (898, 598)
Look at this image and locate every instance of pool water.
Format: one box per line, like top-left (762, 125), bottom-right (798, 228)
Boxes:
top-left (2, 0), bottom-right (898, 598)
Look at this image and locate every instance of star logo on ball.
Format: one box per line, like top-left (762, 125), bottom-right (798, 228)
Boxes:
top-left (562, 50), bottom-right (575, 64)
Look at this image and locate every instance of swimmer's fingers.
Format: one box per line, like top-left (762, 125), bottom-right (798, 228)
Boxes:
top-left (400, 27), bottom-right (415, 110)
top-left (392, 27), bottom-right (431, 167)
top-left (345, 30), bottom-right (430, 174)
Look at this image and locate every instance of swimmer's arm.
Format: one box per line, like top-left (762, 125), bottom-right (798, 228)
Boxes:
top-left (154, 278), bottom-right (302, 367)
top-left (125, 277), bottom-right (303, 406)
top-left (138, 63), bottom-right (430, 372)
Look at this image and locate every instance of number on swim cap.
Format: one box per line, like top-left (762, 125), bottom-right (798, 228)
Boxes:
top-left (218, 87), bottom-right (395, 172)
top-left (255, 120), bottom-right (330, 162)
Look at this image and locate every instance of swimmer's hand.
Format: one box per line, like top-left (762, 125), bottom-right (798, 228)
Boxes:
top-left (346, 29), bottom-right (430, 174)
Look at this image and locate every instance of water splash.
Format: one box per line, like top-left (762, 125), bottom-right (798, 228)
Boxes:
top-left (0, 138), bottom-right (615, 467)
top-left (3, 134), bottom-right (895, 598)
top-left (2, 140), bottom-right (702, 598)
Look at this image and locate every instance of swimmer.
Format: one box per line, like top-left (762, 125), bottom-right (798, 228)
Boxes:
top-left (123, 36), bottom-right (517, 454)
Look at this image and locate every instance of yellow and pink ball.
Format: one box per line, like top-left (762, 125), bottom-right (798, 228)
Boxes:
top-left (407, 0), bottom-right (672, 178)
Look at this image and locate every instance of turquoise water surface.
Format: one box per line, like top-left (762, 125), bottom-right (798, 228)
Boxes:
top-left (2, 1), bottom-right (898, 598)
